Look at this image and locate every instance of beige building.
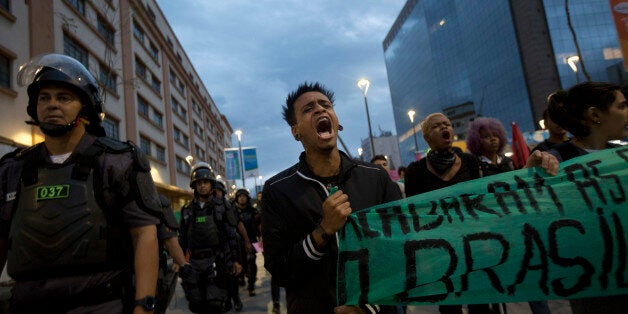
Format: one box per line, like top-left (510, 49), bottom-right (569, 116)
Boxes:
top-left (0, 0), bottom-right (233, 209)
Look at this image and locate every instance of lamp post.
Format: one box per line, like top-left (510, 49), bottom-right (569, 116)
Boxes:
top-left (566, 55), bottom-right (580, 83)
top-left (407, 110), bottom-right (419, 155)
top-left (234, 129), bottom-right (246, 188)
top-left (357, 78), bottom-right (375, 159)
top-left (357, 147), bottom-right (363, 161)
top-left (258, 175), bottom-right (263, 193)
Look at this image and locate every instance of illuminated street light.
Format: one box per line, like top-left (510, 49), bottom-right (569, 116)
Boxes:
top-left (234, 129), bottom-right (245, 188)
top-left (357, 78), bottom-right (375, 158)
top-left (566, 55), bottom-right (580, 83)
top-left (185, 155), bottom-right (194, 167)
top-left (357, 147), bottom-right (363, 161)
top-left (407, 110), bottom-right (420, 155)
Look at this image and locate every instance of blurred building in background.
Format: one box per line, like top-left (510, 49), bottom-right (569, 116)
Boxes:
top-left (384, 0), bottom-right (626, 165)
top-left (0, 0), bottom-right (233, 208)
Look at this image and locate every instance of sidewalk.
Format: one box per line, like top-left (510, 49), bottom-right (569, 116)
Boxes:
top-left (165, 254), bottom-right (572, 314)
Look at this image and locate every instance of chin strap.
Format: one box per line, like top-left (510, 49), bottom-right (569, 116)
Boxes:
top-left (25, 115), bottom-right (84, 137)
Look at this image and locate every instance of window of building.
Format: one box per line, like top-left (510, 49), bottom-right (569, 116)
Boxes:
top-left (149, 42), bottom-right (159, 60)
top-left (192, 100), bottom-right (201, 115)
top-left (102, 116), bottom-right (119, 140)
top-left (169, 69), bottom-right (177, 85)
top-left (166, 37), bottom-right (173, 48)
top-left (176, 52), bottom-right (182, 62)
top-left (151, 77), bottom-right (160, 93)
top-left (178, 81), bottom-right (185, 94)
top-left (195, 145), bottom-right (205, 161)
top-left (174, 128), bottom-right (189, 148)
top-left (97, 16), bottom-right (115, 46)
top-left (68, 0), bottom-right (85, 15)
top-left (152, 110), bottom-right (163, 128)
top-left (171, 97), bottom-right (186, 119)
top-left (155, 145), bottom-right (165, 162)
top-left (0, 54), bottom-right (9, 89)
top-left (137, 95), bottom-right (149, 117)
top-left (0, 0), bottom-right (9, 11)
top-left (175, 156), bottom-right (190, 173)
top-left (146, 5), bottom-right (156, 21)
top-left (139, 135), bottom-right (151, 156)
top-left (133, 21), bottom-right (145, 43)
top-left (193, 121), bottom-right (203, 137)
top-left (63, 34), bottom-right (88, 67)
top-left (135, 58), bottom-right (147, 80)
top-left (99, 62), bottom-right (117, 92)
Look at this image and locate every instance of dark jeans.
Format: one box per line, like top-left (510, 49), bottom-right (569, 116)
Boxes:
top-left (271, 275), bottom-right (280, 303)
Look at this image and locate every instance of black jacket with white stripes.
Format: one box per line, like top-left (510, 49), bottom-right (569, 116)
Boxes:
top-left (261, 151), bottom-right (401, 313)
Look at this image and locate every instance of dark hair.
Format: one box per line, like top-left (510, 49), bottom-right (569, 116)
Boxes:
top-left (397, 166), bottom-right (406, 176)
top-left (547, 82), bottom-right (620, 139)
top-left (370, 154), bottom-right (386, 163)
top-left (283, 82), bottom-right (335, 126)
top-left (466, 117), bottom-right (508, 156)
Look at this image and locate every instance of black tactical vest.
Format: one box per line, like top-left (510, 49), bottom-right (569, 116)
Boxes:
top-left (185, 201), bottom-right (225, 251)
top-left (7, 163), bottom-right (112, 279)
top-left (6, 142), bottom-right (129, 280)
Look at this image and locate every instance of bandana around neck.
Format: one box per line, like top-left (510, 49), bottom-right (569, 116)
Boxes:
top-left (427, 149), bottom-right (456, 174)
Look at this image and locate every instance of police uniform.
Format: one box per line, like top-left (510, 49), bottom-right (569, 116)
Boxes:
top-left (0, 133), bottom-right (162, 313)
top-left (179, 174), bottom-right (239, 314)
top-left (235, 189), bottom-right (260, 295)
top-left (155, 195), bottom-right (181, 314)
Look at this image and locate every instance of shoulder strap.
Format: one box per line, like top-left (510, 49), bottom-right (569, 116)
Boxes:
top-left (18, 143), bottom-right (45, 187)
top-left (72, 143), bottom-right (105, 181)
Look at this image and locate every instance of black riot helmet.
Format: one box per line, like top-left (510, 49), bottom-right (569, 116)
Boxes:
top-left (17, 53), bottom-right (105, 137)
top-left (189, 162), bottom-right (216, 189)
top-left (235, 188), bottom-right (250, 201)
top-left (214, 178), bottom-right (227, 193)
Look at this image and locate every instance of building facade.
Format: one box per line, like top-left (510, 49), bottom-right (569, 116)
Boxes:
top-left (0, 0), bottom-right (232, 209)
top-left (360, 131), bottom-right (402, 170)
top-left (384, 0), bottom-right (623, 165)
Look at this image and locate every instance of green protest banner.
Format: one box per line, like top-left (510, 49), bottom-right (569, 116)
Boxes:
top-left (338, 147), bottom-right (628, 306)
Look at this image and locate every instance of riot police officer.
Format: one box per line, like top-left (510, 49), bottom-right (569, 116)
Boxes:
top-left (179, 163), bottom-right (242, 313)
top-left (0, 53), bottom-right (163, 313)
top-left (155, 194), bottom-right (187, 314)
top-left (234, 188), bottom-right (260, 297)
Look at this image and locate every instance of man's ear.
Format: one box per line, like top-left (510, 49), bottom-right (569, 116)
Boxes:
top-left (291, 125), bottom-right (299, 141)
top-left (585, 106), bottom-right (602, 124)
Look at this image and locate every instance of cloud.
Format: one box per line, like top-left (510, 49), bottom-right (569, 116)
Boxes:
top-left (156, 0), bottom-right (405, 181)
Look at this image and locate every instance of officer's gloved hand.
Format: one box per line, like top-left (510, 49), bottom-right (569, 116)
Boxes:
top-left (179, 263), bottom-right (192, 281)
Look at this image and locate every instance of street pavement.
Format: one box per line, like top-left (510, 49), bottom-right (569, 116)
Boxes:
top-left (165, 254), bottom-right (573, 314)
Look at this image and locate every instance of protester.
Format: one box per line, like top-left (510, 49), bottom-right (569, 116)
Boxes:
top-left (179, 162), bottom-right (242, 313)
top-left (371, 154), bottom-right (405, 197)
top-left (262, 82), bottom-right (401, 313)
top-left (466, 117), bottom-right (551, 314)
top-left (405, 113), bottom-right (492, 314)
top-left (155, 195), bottom-right (187, 314)
top-left (397, 166), bottom-right (406, 183)
top-left (547, 81), bottom-right (628, 313)
top-left (0, 53), bottom-right (163, 313)
top-left (256, 190), bottom-right (282, 314)
top-left (214, 179), bottom-right (248, 312)
top-left (531, 108), bottom-right (570, 153)
top-left (465, 117), bottom-right (515, 176)
top-left (234, 188), bottom-right (260, 297)
top-left (406, 113), bottom-right (558, 314)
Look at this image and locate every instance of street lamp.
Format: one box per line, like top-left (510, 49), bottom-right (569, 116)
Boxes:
top-left (407, 110), bottom-right (419, 155)
top-left (357, 78), bottom-right (375, 159)
top-left (357, 147), bottom-right (363, 161)
top-left (234, 129), bottom-right (246, 188)
top-left (566, 55), bottom-right (580, 83)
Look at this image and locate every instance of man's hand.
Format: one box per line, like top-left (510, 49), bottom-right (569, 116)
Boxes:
top-left (320, 190), bottom-right (352, 234)
top-left (233, 262), bottom-right (243, 276)
top-left (334, 305), bottom-right (365, 314)
top-left (525, 150), bottom-right (559, 176)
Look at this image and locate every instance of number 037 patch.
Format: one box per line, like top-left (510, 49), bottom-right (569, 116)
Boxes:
top-left (36, 185), bottom-right (70, 201)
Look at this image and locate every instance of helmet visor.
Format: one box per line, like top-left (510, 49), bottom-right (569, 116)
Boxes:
top-left (18, 53), bottom-right (97, 87)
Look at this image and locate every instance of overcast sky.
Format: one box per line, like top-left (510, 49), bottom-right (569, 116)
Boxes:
top-left (156, 0), bottom-right (406, 186)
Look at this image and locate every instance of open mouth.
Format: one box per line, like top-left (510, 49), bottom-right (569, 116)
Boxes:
top-left (316, 117), bottom-right (333, 139)
top-left (442, 130), bottom-right (451, 140)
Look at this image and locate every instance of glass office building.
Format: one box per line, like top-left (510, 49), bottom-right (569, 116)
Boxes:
top-left (385, 0), bottom-right (623, 165)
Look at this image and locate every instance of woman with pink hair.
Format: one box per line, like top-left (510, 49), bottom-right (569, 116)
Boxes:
top-left (466, 117), bottom-right (515, 177)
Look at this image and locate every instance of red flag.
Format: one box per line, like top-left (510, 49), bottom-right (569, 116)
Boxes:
top-left (511, 122), bottom-right (530, 169)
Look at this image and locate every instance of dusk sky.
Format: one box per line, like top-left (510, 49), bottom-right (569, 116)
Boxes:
top-left (155, 0), bottom-right (406, 186)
